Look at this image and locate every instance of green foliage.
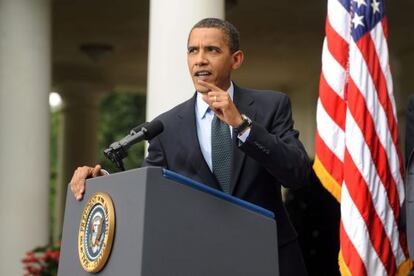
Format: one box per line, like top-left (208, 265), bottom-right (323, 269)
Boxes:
top-left (35, 92), bottom-right (146, 274)
top-left (98, 92), bottom-right (147, 172)
top-left (46, 92), bottom-right (146, 242)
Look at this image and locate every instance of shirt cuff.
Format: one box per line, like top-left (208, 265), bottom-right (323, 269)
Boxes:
top-left (100, 169), bottom-right (110, 176)
top-left (237, 127), bottom-right (251, 143)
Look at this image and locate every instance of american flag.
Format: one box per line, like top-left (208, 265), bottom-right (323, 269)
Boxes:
top-left (314, 0), bottom-right (411, 274)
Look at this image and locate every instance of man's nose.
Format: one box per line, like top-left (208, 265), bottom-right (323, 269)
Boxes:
top-left (195, 51), bottom-right (208, 66)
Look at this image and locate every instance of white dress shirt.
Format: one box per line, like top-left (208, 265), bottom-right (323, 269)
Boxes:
top-left (195, 82), bottom-right (250, 171)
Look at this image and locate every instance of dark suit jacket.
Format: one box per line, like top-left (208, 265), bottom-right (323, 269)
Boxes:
top-left (406, 152), bottom-right (414, 257)
top-left (406, 96), bottom-right (414, 165)
top-left (405, 96), bottom-right (414, 257)
top-left (143, 84), bottom-right (311, 248)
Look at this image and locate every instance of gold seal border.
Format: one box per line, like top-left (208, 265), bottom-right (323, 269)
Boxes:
top-left (78, 192), bottom-right (115, 273)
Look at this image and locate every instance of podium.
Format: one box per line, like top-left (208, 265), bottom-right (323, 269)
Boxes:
top-left (58, 167), bottom-right (279, 275)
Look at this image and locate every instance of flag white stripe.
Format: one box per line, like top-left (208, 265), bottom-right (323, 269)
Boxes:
top-left (345, 112), bottom-right (405, 263)
top-left (369, 23), bottom-right (397, 119)
top-left (316, 99), bottom-right (345, 161)
top-left (370, 22), bottom-right (405, 207)
top-left (322, 39), bottom-right (347, 99)
top-left (316, 0), bottom-right (408, 274)
top-left (369, 23), bottom-right (406, 266)
top-left (328, 0), bottom-right (351, 43)
top-left (341, 184), bottom-right (387, 276)
top-left (349, 41), bottom-right (405, 202)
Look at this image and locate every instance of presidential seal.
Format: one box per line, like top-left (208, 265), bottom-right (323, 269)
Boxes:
top-left (78, 192), bottom-right (115, 273)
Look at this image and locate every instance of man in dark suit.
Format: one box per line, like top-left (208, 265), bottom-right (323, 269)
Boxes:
top-left (71, 18), bottom-right (311, 275)
top-left (405, 95), bottom-right (414, 259)
top-left (406, 96), bottom-right (414, 165)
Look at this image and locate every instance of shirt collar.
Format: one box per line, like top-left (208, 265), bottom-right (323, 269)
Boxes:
top-left (196, 81), bottom-right (234, 119)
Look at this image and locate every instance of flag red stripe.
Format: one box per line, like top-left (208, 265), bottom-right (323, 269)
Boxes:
top-left (347, 78), bottom-right (400, 219)
top-left (319, 74), bottom-right (346, 130)
top-left (382, 18), bottom-right (389, 39)
top-left (326, 16), bottom-right (349, 68)
top-left (315, 1), bottom-right (409, 274)
top-left (355, 33), bottom-right (405, 177)
top-left (340, 221), bottom-right (368, 276)
top-left (344, 149), bottom-right (397, 274)
top-left (355, 33), bottom-right (399, 154)
top-left (399, 230), bottom-right (409, 258)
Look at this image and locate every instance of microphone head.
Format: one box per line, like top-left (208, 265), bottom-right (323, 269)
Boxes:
top-left (143, 119), bottom-right (164, 140)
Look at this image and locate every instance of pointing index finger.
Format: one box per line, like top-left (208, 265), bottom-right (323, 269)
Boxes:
top-left (197, 79), bottom-right (219, 91)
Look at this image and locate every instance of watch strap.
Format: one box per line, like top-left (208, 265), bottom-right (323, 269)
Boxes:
top-left (235, 114), bottom-right (252, 134)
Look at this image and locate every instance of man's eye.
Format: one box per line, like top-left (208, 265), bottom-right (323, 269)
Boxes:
top-left (208, 47), bottom-right (220, 52)
top-left (188, 48), bottom-right (197, 54)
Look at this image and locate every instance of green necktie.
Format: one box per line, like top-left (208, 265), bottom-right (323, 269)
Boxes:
top-left (211, 114), bottom-right (233, 193)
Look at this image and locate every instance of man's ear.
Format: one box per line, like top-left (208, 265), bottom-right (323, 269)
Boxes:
top-left (231, 50), bottom-right (244, 70)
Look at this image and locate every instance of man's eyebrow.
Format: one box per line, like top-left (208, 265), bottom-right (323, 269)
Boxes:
top-left (206, 45), bottom-right (221, 50)
top-left (187, 44), bottom-right (222, 51)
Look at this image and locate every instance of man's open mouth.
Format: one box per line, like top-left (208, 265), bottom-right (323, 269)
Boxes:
top-left (194, 71), bottom-right (212, 79)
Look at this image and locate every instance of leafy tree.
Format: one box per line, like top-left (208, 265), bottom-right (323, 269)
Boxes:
top-left (98, 92), bottom-right (147, 172)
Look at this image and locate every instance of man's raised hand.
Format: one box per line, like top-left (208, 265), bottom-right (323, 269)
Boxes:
top-left (198, 80), bottom-right (243, 128)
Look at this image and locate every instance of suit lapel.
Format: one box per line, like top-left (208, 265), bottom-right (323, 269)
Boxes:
top-left (230, 85), bottom-right (256, 194)
top-left (177, 93), bottom-right (221, 190)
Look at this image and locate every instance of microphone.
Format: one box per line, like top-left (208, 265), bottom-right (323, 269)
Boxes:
top-left (104, 119), bottom-right (164, 171)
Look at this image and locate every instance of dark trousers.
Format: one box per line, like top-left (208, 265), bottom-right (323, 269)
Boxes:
top-left (279, 239), bottom-right (308, 276)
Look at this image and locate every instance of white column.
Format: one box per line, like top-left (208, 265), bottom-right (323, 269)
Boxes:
top-left (54, 83), bottom-right (104, 239)
top-left (0, 0), bottom-right (51, 274)
top-left (146, 0), bottom-right (224, 120)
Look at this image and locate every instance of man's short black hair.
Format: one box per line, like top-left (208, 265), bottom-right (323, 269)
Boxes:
top-left (190, 18), bottom-right (240, 53)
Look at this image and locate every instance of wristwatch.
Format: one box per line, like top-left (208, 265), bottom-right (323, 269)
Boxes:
top-left (235, 114), bottom-right (252, 134)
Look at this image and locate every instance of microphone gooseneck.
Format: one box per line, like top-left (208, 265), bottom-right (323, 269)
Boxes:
top-left (104, 120), bottom-right (164, 171)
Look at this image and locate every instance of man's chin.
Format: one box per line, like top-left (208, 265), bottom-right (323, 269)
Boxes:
top-left (194, 84), bottom-right (210, 94)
